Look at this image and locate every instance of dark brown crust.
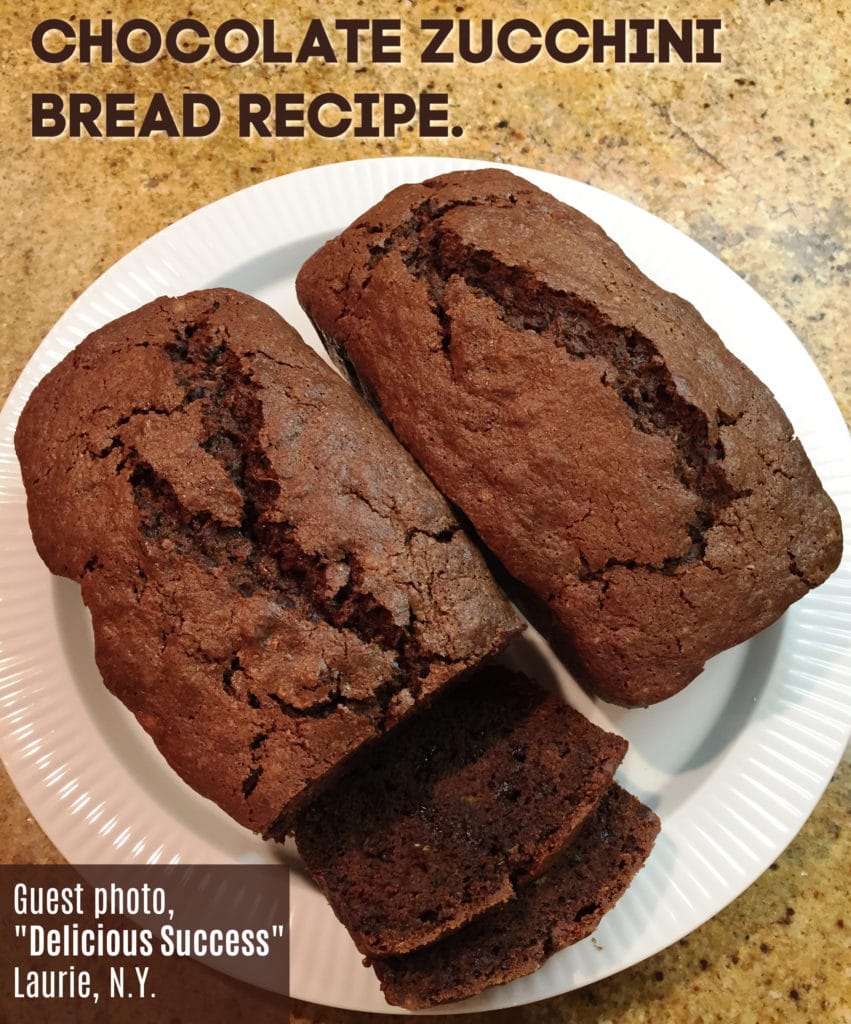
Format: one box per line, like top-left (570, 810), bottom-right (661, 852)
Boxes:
top-left (370, 784), bottom-right (660, 1009)
top-left (294, 668), bottom-right (627, 957)
top-left (296, 168), bottom-right (843, 706)
top-left (14, 288), bottom-right (522, 836)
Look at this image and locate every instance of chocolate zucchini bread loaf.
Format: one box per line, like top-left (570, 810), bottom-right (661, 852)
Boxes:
top-left (15, 288), bottom-right (521, 836)
top-left (295, 667), bottom-right (627, 956)
top-left (296, 168), bottom-right (843, 706)
top-left (370, 784), bottom-right (660, 1009)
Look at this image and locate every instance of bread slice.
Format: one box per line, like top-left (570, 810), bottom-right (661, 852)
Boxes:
top-left (14, 288), bottom-right (522, 836)
top-left (371, 783), bottom-right (660, 1009)
top-left (294, 667), bottom-right (627, 956)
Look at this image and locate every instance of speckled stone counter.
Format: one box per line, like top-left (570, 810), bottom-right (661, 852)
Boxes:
top-left (1, 1), bottom-right (848, 1021)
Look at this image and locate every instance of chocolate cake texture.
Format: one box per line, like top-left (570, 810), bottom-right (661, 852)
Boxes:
top-left (295, 667), bottom-right (627, 956)
top-left (371, 783), bottom-right (660, 1009)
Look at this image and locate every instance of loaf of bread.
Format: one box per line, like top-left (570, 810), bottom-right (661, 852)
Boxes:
top-left (370, 784), bottom-right (660, 1009)
top-left (14, 288), bottom-right (522, 836)
top-left (296, 168), bottom-right (843, 706)
top-left (295, 667), bottom-right (627, 956)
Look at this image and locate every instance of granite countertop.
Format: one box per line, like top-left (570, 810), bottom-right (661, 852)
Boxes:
top-left (1, 1), bottom-right (848, 1021)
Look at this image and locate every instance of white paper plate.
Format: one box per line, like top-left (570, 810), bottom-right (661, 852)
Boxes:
top-left (1, 157), bottom-right (849, 1015)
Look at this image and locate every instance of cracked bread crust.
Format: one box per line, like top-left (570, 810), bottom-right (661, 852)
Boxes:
top-left (294, 668), bottom-right (627, 957)
top-left (14, 288), bottom-right (522, 836)
top-left (296, 168), bottom-right (843, 706)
